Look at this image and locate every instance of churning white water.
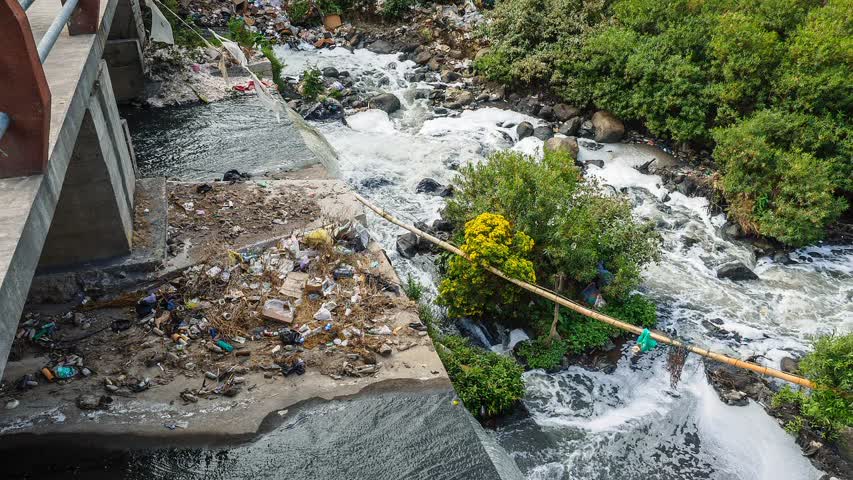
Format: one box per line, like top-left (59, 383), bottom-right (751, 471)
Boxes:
top-left (274, 43), bottom-right (850, 479)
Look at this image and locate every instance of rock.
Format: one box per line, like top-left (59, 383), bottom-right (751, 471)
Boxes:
top-left (416, 178), bottom-right (443, 194)
top-left (474, 47), bottom-right (490, 61)
top-left (516, 122), bottom-right (534, 140)
top-left (543, 136), bottom-right (579, 160)
top-left (558, 117), bottom-right (582, 136)
top-left (538, 105), bottom-right (555, 121)
top-left (441, 70), bottom-right (462, 82)
top-left (533, 126), bottom-right (554, 141)
top-left (553, 103), bottom-right (580, 122)
top-left (721, 222), bottom-right (742, 240)
top-left (839, 427), bottom-right (853, 464)
top-left (721, 390), bottom-right (749, 406)
top-left (396, 233), bottom-right (420, 259)
top-left (677, 177), bottom-right (698, 196)
top-left (379, 343), bottom-right (393, 356)
top-left (432, 219), bottom-right (453, 232)
top-left (592, 111), bottom-right (625, 143)
top-left (427, 57), bottom-right (442, 72)
top-left (368, 93), bottom-right (401, 113)
top-left (415, 50), bottom-right (432, 65)
top-left (578, 120), bottom-right (595, 138)
top-left (584, 159), bottom-right (605, 169)
top-left (716, 262), bottom-right (759, 281)
top-left (449, 91), bottom-right (474, 108)
top-left (322, 67), bottom-right (339, 78)
top-left (76, 394), bottom-right (111, 410)
top-left (367, 39), bottom-right (395, 54)
top-left (780, 357), bottom-right (800, 373)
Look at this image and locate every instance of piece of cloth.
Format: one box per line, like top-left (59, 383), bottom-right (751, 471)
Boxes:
top-left (637, 328), bottom-right (658, 353)
top-left (146, 0), bottom-right (174, 45)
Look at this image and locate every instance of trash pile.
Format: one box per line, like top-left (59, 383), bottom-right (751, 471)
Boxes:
top-left (134, 219), bottom-right (426, 385)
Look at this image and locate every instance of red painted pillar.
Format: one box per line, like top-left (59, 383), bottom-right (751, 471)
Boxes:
top-left (0, 0), bottom-right (51, 178)
top-left (64, 0), bottom-right (100, 35)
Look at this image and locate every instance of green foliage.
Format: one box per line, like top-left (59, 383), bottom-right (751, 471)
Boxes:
top-left (516, 337), bottom-right (568, 370)
top-left (445, 149), bottom-right (660, 303)
top-left (301, 68), bottom-right (324, 101)
top-left (713, 109), bottom-right (849, 246)
top-left (317, 0), bottom-right (343, 15)
top-left (260, 46), bottom-right (287, 92)
top-left (403, 274), bottom-right (424, 302)
top-left (773, 333), bottom-right (853, 439)
top-left (160, 0), bottom-right (209, 48)
top-left (382, 0), bottom-right (417, 18)
top-left (228, 17), bottom-right (267, 50)
top-left (479, 0), bottom-right (851, 245)
top-left (784, 416), bottom-right (805, 436)
top-left (438, 213), bottom-right (536, 319)
top-left (289, 0), bottom-right (311, 24)
top-left (536, 293), bottom-right (657, 354)
top-left (436, 335), bottom-right (525, 417)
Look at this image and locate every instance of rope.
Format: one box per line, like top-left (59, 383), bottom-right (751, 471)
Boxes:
top-left (352, 192), bottom-right (818, 390)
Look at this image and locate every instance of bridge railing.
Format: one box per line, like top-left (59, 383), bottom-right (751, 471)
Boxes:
top-left (0, 0), bottom-right (100, 178)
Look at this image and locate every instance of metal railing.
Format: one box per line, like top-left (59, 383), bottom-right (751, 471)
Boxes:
top-left (0, 0), bottom-right (99, 177)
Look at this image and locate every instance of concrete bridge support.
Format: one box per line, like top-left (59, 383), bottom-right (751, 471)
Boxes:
top-left (105, 0), bottom-right (146, 103)
top-left (38, 62), bottom-right (136, 269)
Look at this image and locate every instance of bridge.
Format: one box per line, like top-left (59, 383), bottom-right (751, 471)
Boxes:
top-left (0, 0), bottom-right (148, 375)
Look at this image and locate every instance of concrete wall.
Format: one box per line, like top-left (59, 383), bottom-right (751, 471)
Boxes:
top-left (39, 62), bottom-right (136, 269)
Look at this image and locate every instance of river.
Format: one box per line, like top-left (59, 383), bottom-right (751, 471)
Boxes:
top-left (124, 43), bottom-right (852, 479)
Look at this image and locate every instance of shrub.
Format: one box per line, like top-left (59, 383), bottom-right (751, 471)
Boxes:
top-left (713, 109), bottom-right (849, 246)
top-left (289, 0), bottom-right (311, 24)
top-left (533, 293), bottom-right (657, 354)
top-left (403, 274), bottom-right (424, 302)
top-left (479, 0), bottom-right (851, 244)
top-left (436, 335), bottom-right (525, 417)
top-left (444, 149), bottom-right (660, 303)
top-left (773, 333), bottom-right (853, 439)
top-left (301, 68), bottom-right (324, 101)
top-left (382, 0), bottom-right (417, 18)
top-left (516, 337), bottom-right (568, 370)
top-left (437, 213), bottom-right (536, 319)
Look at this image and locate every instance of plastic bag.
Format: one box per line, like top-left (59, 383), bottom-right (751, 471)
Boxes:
top-left (210, 30), bottom-right (247, 68)
top-left (146, 0), bottom-right (175, 45)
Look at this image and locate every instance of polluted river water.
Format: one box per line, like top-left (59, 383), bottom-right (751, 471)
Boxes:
top-left (120, 43), bottom-right (851, 479)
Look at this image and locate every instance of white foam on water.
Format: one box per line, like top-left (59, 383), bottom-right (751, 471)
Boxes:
top-left (345, 109), bottom-right (396, 134)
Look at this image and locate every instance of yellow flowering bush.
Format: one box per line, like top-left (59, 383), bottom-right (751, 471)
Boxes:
top-left (438, 213), bottom-right (536, 318)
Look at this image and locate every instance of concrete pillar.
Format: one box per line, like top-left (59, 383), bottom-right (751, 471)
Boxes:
top-left (105, 0), bottom-right (146, 103)
top-left (38, 62), bottom-right (136, 269)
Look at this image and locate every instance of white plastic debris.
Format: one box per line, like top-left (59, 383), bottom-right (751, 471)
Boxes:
top-left (313, 307), bottom-right (332, 321)
top-left (146, 0), bottom-right (175, 45)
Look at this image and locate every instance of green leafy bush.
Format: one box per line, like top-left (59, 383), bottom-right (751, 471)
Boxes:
top-left (516, 337), bottom-right (568, 370)
top-left (382, 0), bottom-right (417, 18)
top-left (289, 0), bottom-right (311, 24)
top-left (445, 149), bottom-right (660, 303)
top-left (437, 212), bottom-right (536, 319)
top-left (403, 274), bottom-right (424, 302)
top-left (301, 68), bottom-right (324, 100)
top-left (713, 109), bottom-right (849, 246)
top-left (772, 333), bottom-right (853, 439)
top-left (479, 0), bottom-right (851, 244)
top-left (436, 335), bottom-right (525, 417)
top-left (532, 293), bottom-right (657, 354)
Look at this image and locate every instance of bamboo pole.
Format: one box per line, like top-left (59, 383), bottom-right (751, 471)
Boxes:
top-left (353, 192), bottom-right (817, 390)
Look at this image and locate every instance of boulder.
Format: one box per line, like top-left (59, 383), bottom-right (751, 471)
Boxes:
top-left (780, 357), bottom-right (800, 373)
top-left (441, 70), bottom-right (462, 82)
top-left (322, 67), bottom-right (339, 78)
top-left (538, 105), bottom-right (555, 121)
top-left (592, 111), bottom-right (625, 143)
top-left (447, 91), bottom-right (474, 109)
top-left (396, 233), bottom-right (420, 259)
top-left (553, 103), bottom-right (580, 121)
top-left (432, 219), bottom-right (453, 232)
top-left (716, 262), bottom-right (759, 281)
top-left (544, 136), bottom-right (579, 160)
top-left (414, 51), bottom-right (432, 65)
top-left (428, 57), bottom-right (442, 72)
top-left (516, 122), bottom-right (534, 140)
top-left (416, 183), bottom-right (454, 197)
top-left (533, 126), bottom-right (554, 141)
top-left (558, 117), bottom-right (582, 136)
top-left (584, 159), bottom-right (605, 169)
top-left (367, 39), bottom-right (395, 54)
top-left (368, 93), bottom-right (401, 113)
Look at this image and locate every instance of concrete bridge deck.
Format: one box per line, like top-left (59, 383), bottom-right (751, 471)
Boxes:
top-left (0, 0), bottom-right (142, 375)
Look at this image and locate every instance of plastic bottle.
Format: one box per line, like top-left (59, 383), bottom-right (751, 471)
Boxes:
top-left (53, 366), bottom-right (78, 379)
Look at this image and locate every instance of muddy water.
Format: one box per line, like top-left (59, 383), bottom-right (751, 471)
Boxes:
top-left (114, 42), bottom-right (852, 479)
